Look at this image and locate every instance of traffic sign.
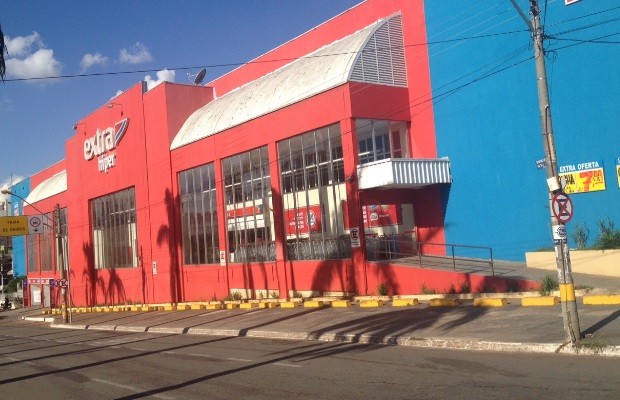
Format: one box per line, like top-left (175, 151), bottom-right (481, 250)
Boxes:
top-left (60, 279), bottom-right (68, 288)
top-left (28, 215), bottom-right (44, 234)
top-left (551, 192), bottom-right (574, 224)
top-left (49, 278), bottom-right (56, 286)
top-left (0, 216), bottom-right (29, 237)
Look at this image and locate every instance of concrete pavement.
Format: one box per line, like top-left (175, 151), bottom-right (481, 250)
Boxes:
top-left (6, 266), bottom-right (620, 357)
top-left (8, 296), bottom-right (619, 358)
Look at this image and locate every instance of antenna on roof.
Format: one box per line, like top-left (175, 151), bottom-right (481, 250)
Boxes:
top-left (187, 68), bottom-right (207, 85)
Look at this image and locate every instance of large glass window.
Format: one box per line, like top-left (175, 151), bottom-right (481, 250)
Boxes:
top-left (356, 119), bottom-right (408, 164)
top-left (56, 208), bottom-right (68, 272)
top-left (26, 213), bottom-right (53, 273)
top-left (91, 188), bottom-right (138, 269)
top-left (179, 163), bottom-right (219, 265)
top-left (278, 123), bottom-right (349, 260)
top-left (223, 147), bottom-right (274, 262)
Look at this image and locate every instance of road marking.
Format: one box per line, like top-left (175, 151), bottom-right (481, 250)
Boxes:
top-left (128, 347), bottom-right (148, 351)
top-left (273, 362), bottom-right (301, 368)
top-left (227, 357), bottom-right (252, 362)
top-left (5, 356), bottom-right (37, 366)
top-left (92, 378), bottom-right (175, 400)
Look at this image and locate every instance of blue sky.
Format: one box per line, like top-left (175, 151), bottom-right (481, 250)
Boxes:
top-left (0, 0), bottom-right (360, 190)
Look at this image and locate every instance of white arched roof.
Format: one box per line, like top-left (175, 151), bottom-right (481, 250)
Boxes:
top-left (171, 14), bottom-right (405, 150)
top-left (25, 170), bottom-right (67, 204)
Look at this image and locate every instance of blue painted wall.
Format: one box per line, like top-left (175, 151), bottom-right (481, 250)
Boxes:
top-left (425, 0), bottom-right (620, 260)
top-left (9, 178), bottom-right (30, 277)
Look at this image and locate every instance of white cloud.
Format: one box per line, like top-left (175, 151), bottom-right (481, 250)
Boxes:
top-left (119, 42), bottom-right (152, 64)
top-left (4, 32), bottom-right (62, 81)
top-left (5, 32), bottom-right (41, 57)
top-left (145, 69), bottom-right (175, 91)
top-left (80, 52), bottom-right (108, 72)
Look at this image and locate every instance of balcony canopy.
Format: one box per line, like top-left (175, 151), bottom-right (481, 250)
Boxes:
top-left (357, 158), bottom-right (452, 190)
top-left (171, 14), bottom-right (406, 150)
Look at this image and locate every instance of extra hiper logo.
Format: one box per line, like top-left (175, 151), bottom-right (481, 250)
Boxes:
top-left (83, 118), bottom-right (130, 161)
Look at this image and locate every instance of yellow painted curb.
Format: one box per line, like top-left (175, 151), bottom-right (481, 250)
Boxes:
top-left (522, 296), bottom-right (559, 306)
top-left (190, 304), bottom-right (205, 310)
top-left (474, 298), bottom-right (507, 307)
top-left (304, 300), bottom-right (324, 308)
top-left (176, 304), bottom-right (190, 311)
top-left (129, 305), bottom-right (140, 312)
top-left (360, 300), bottom-right (383, 308)
top-left (163, 305), bottom-right (176, 311)
top-left (280, 301), bottom-right (299, 308)
top-left (429, 298), bottom-right (459, 307)
top-left (583, 295), bottom-right (620, 305)
top-left (332, 300), bottom-right (351, 308)
top-left (393, 298), bottom-right (418, 307)
top-left (206, 303), bottom-right (223, 310)
top-left (225, 303), bottom-right (239, 310)
top-left (240, 303), bottom-right (258, 309)
top-left (259, 302), bottom-right (278, 309)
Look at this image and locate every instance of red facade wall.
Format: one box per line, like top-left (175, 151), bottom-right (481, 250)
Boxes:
top-left (25, 0), bottom-right (473, 306)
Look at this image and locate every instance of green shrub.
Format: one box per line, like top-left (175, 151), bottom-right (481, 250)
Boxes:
top-left (540, 275), bottom-right (558, 296)
top-left (377, 282), bottom-right (389, 296)
top-left (420, 283), bottom-right (436, 295)
top-left (593, 218), bottom-right (620, 250)
top-left (571, 221), bottom-right (589, 249)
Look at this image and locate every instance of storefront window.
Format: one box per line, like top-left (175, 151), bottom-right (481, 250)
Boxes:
top-left (56, 208), bottom-right (69, 272)
top-left (223, 147), bottom-right (274, 262)
top-left (356, 119), bottom-right (408, 164)
top-left (90, 188), bottom-right (138, 269)
top-left (278, 123), bottom-right (349, 260)
top-left (26, 213), bottom-right (54, 273)
top-left (179, 163), bottom-right (219, 265)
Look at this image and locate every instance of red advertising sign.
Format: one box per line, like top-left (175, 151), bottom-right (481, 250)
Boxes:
top-left (362, 204), bottom-right (401, 227)
top-left (343, 201), bottom-right (402, 229)
top-left (285, 205), bottom-right (322, 235)
top-left (226, 205), bottom-right (263, 219)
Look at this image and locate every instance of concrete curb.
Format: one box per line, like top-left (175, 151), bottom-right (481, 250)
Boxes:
top-left (33, 319), bottom-right (620, 358)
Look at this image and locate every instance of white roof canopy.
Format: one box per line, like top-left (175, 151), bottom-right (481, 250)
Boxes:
top-left (171, 14), bottom-right (406, 150)
top-left (25, 170), bottom-right (67, 204)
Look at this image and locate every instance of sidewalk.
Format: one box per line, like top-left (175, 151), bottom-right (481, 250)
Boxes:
top-left (13, 297), bottom-right (620, 358)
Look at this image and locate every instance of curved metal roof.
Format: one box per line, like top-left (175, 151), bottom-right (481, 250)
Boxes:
top-left (171, 14), bottom-right (405, 150)
top-left (25, 170), bottom-right (67, 204)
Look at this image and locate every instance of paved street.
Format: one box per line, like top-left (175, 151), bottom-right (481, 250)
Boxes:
top-left (1, 320), bottom-right (619, 400)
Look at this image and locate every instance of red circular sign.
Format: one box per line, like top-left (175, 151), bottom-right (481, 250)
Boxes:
top-left (551, 192), bottom-right (574, 224)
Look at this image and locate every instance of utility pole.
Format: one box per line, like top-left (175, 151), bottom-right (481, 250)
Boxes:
top-left (512, 0), bottom-right (581, 343)
top-left (55, 204), bottom-right (69, 323)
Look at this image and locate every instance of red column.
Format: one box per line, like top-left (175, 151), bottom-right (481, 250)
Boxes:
top-left (214, 158), bottom-right (230, 295)
top-left (340, 118), bottom-right (367, 295)
top-left (267, 142), bottom-right (289, 299)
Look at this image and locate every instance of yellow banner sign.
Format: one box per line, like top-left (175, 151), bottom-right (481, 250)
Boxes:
top-left (616, 164), bottom-right (620, 188)
top-left (559, 168), bottom-right (606, 194)
top-left (0, 216), bottom-right (29, 237)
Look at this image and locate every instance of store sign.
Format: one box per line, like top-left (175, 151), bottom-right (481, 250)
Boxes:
top-left (362, 204), bottom-right (402, 227)
top-left (285, 205), bottom-right (322, 235)
top-left (83, 118), bottom-right (129, 173)
top-left (558, 160), bottom-right (605, 194)
top-left (616, 157), bottom-right (620, 188)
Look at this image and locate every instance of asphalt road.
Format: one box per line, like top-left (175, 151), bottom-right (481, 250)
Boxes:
top-left (1, 319), bottom-right (619, 400)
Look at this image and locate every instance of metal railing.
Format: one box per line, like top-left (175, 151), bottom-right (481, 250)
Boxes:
top-left (365, 234), bottom-right (495, 275)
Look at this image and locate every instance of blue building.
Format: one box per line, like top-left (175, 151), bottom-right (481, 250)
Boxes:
top-left (8, 178), bottom-right (31, 277)
top-left (425, 0), bottom-right (619, 260)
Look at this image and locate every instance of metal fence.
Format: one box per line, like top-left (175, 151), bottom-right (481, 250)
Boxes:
top-left (365, 234), bottom-right (495, 275)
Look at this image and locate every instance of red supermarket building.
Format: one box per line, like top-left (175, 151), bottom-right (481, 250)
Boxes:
top-left (19, 0), bottom-right (535, 307)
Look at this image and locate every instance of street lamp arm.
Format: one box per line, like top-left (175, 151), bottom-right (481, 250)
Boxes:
top-left (1, 189), bottom-right (52, 222)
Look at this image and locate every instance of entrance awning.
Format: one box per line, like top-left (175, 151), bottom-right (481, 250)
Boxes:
top-left (357, 158), bottom-right (452, 190)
